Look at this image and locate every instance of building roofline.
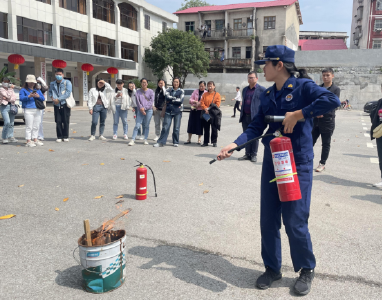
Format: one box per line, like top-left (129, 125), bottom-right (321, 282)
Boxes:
top-left (127, 0), bottom-right (178, 23)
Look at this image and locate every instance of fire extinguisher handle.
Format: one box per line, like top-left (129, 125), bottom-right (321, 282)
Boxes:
top-left (265, 115), bottom-right (305, 123)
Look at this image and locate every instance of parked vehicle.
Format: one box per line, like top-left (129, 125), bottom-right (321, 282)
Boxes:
top-left (0, 86), bottom-right (25, 123)
top-left (364, 100), bottom-right (378, 114)
top-left (182, 88), bottom-right (195, 111)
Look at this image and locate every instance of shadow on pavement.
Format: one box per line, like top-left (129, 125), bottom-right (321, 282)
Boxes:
top-left (343, 153), bottom-right (378, 159)
top-left (313, 174), bottom-right (378, 191)
top-left (128, 245), bottom-right (293, 292)
top-left (55, 265), bottom-right (83, 290)
top-left (351, 194), bottom-right (382, 204)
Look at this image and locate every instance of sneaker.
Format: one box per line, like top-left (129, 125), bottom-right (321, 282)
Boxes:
top-left (251, 155), bottom-right (257, 163)
top-left (123, 135), bottom-right (129, 140)
top-left (9, 137), bottom-right (18, 143)
top-left (153, 143), bottom-right (164, 147)
top-left (56, 139), bottom-right (62, 143)
top-left (112, 135), bottom-right (117, 140)
top-left (293, 269), bottom-right (315, 296)
top-left (2, 139), bottom-right (9, 144)
top-left (315, 163), bottom-right (325, 172)
top-left (99, 136), bottom-right (107, 141)
top-left (128, 140), bottom-right (135, 146)
top-left (201, 144), bottom-right (209, 147)
top-left (173, 144), bottom-right (178, 147)
top-left (373, 182), bottom-right (382, 188)
top-left (144, 140), bottom-right (149, 145)
top-left (26, 141), bottom-right (36, 147)
top-left (231, 115), bottom-right (235, 118)
top-left (37, 137), bottom-right (44, 141)
top-left (212, 143), bottom-right (217, 147)
top-left (63, 139), bottom-right (69, 142)
top-left (153, 136), bottom-right (159, 141)
top-left (88, 135), bottom-right (95, 141)
top-left (138, 135), bottom-right (144, 140)
top-left (255, 267), bottom-right (282, 290)
top-left (238, 155), bottom-right (251, 161)
top-left (35, 140), bottom-right (44, 146)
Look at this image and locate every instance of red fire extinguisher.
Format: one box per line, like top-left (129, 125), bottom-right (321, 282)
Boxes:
top-left (269, 136), bottom-right (301, 202)
top-left (135, 161), bottom-right (157, 200)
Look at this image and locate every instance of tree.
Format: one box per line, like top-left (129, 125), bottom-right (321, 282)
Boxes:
top-left (177, 0), bottom-right (210, 11)
top-left (0, 66), bottom-right (21, 86)
top-left (143, 29), bottom-right (210, 88)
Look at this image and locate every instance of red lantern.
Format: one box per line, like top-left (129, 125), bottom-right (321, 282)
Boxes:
top-left (81, 63), bottom-right (94, 75)
top-left (107, 67), bottom-right (118, 78)
top-left (52, 59), bottom-right (67, 69)
top-left (8, 54), bottom-right (25, 70)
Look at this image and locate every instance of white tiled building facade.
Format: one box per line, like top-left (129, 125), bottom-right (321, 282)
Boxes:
top-left (0, 0), bottom-right (177, 103)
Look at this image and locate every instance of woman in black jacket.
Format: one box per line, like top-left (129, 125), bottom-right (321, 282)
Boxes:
top-left (370, 98), bottom-right (382, 188)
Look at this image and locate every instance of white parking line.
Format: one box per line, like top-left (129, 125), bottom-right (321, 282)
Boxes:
top-left (364, 133), bottom-right (370, 138)
top-left (370, 157), bottom-right (379, 164)
top-left (43, 121), bottom-right (77, 125)
top-left (367, 143), bottom-right (374, 148)
top-left (363, 127), bottom-right (368, 130)
top-left (362, 123), bottom-right (367, 125)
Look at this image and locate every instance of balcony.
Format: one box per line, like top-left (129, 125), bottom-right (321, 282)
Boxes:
top-left (195, 28), bottom-right (254, 40)
top-left (209, 58), bottom-right (252, 69)
top-left (195, 29), bottom-right (225, 40)
top-left (227, 28), bottom-right (254, 39)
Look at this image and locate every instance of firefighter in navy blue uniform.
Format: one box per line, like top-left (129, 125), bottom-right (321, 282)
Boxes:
top-left (217, 45), bottom-right (340, 296)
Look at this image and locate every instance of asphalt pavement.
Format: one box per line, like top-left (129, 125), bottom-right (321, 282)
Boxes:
top-left (0, 106), bottom-right (381, 300)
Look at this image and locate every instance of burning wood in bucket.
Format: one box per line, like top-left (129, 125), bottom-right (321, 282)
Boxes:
top-left (79, 209), bottom-right (131, 247)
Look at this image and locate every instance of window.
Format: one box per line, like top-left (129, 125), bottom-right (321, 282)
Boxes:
top-left (204, 20), bottom-right (211, 29)
top-left (232, 47), bottom-right (241, 59)
top-left (215, 20), bottom-right (224, 31)
top-left (0, 12), bottom-right (7, 39)
top-left (94, 35), bottom-right (115, 57)
top-left (59, 0), bottom-right (86, 14)
top-left (145, 15), bottom-right (150, 30)
top-left (121, 42), bottom-right (138, 62)
top-left (184, 90), bottom-right (193, 96)
top-left (373, 40), bottom-right (382, 49)
top-left (264, 16), bottom-right (276, 29)
top-left (93, 0), bottom-right (115, 24)
top-left (60, 26), bottom-right (87, 52)
top-left (185, 21), bottom-right (194, 32)
top-left (36, 0), bottom-right (51, 4)
top-left (234, 19), bottom-right (242, 30)
top-left (119, 3), bottom-right (137, 31)
top-left (263, 46), bottom-right (268, 53)
top-left (374, 19), bottom-right (382, 31)
top-left (377, 0), bottom-right (382, 11)
top-left (17, 17), bottom-right (52, 45)
top-left (246, 46), bottom-right (252, 59)
top-left (162, 22), bottom-right (167, 33)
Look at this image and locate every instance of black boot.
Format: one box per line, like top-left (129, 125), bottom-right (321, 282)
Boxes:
top-left (293, 269), bottom-right (315, 295)
top-left (255, 267), bottom-right (282, 290)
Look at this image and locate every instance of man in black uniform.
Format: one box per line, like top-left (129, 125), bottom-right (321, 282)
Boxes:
top-left (312, 68), bottom-right (341, 172)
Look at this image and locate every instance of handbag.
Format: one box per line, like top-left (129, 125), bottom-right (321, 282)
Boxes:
top-left (64, 80), bottom-right (76, 108)
top-left (9, 104), bottom-right (19, 115)
top-left (200, 92), bottom-right (216, 120)
top-left (373, 123), bottom-right (382, 139)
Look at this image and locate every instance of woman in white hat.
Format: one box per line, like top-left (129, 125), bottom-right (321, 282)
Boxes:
top-left (19, 74), bottom-right (45, 147)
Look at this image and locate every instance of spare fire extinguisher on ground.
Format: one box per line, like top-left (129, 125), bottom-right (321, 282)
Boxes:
top-left (134, 160), bottom-right (157, 200)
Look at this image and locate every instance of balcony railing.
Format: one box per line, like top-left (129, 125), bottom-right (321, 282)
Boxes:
top-left (195, 28), bottom-right (254, 40)
top-left (227, 28), bottom-right (254, 38)
top-left (209, 58), bottom-right (252, 68)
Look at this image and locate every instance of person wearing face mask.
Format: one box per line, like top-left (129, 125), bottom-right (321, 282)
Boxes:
top-left (48, 68), bottom-right (73, 142)
top-left (110, 79), bottom-right (131, 140)
top-left (36, 77), bottom-right (49, 141)
top-left (88, 79), bottom-right (113, 141)
top-left (19, 75), bottom-right (45, 147)
top-left (0, 77), bottom-right (17, 144)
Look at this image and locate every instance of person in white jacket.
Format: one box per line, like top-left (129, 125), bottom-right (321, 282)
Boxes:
top-left (88, 79), bottom-right (113, 141)
top-left (110, 79), bottom-right (131, 140)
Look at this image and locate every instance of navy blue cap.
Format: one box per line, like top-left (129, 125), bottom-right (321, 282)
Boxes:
top-left (255, 45), bottom-right (295, 65)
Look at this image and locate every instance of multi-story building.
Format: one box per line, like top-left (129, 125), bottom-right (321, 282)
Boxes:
top-left (351, 0), bottom-right (382, 49)
top-left (299, 31), bottom-right (348, 44)
top-left (174, 0), bottom-right (302, 73)
top-left (298, 31), bottom-right (348, 51)
top-left (0, 0), bottom-right (177, 104)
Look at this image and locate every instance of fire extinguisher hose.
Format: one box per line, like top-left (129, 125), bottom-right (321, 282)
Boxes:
top-left (134, 161), bottom-right (157, 197)
top-left (269, 172), bottom-right (298, 183)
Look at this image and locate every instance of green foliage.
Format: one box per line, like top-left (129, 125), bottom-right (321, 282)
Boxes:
top-left (177, 0), bottom-right (210, 11)
top-left (256, 68), bottom-right (263, 73)
top-left (143, 29), bottom-right (210, 87)
top-left (123, 78), bottom-right (156, 90)
top-left (213, 51), bottom-right (219, 59)
top-left (0, 66), bottom-right (21, 86)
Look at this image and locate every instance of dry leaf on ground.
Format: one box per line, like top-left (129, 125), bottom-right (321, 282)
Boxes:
top-left (163, 160), bottom-right (171, 162)
top-left (120, 158), bottom-right (125, 160)
top-left (203, 190), bottom-right (209, 194)
top-left (115, 195), bottom-right (124, 199)
top-left (94, 195), bottom-right (104, 199)
top-left (49, 149), bottom-right (54, 152)
top-left (116, 200), bottom-right (124, 204)
top-left (73, 131), bottom-right (77, 133)
top-left (0, 214), bottom-right (16, 220)
top-left (100, 163), bottom-right (105, 165)
top-left (55, 208), bottom-right (59, 211)
top-left (82, 164), bottom-right (88, 166)
top-left (63, 198), bottom-right (69, 202)
top-left (18, 185), bottom-right (24, 187)
top-left (199, 183), bottom-right (204, 186)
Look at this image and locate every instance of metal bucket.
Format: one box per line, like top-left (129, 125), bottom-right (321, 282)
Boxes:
top-left (74, 230), bottom-right (126, 293)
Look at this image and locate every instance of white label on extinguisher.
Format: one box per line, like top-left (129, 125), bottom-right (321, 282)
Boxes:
top-left (140, 187), bottom-right (146, 190)
top-left (140, 175), bottom-right (145, 179)
top-left (272, 150), bottom-right (294, 184)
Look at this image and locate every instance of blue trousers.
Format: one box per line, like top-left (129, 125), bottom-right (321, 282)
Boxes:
top-left (158, 113), bottom-right (182, 145)
top-left (0, 104), bottom-right (15, 139)
top-left (91, 104), bottom-right (108, 136)
top-left (113, 105), bottom-right (128, 135)
top-left (260, 147), bottom-right (316, 273)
